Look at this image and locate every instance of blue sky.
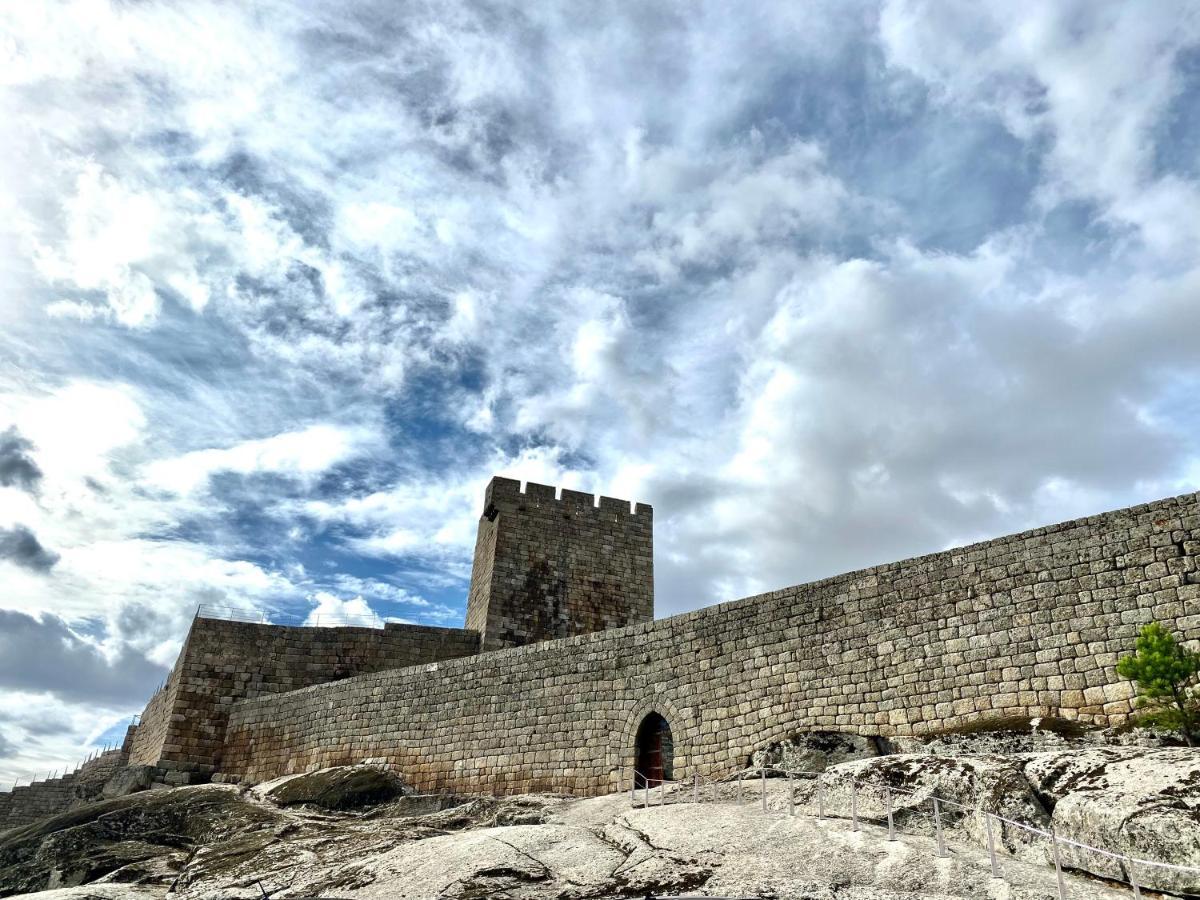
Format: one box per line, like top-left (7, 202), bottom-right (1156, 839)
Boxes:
top-left (1, 0), bottom-right (1199, 782)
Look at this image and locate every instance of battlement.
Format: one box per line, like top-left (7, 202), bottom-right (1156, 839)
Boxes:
top-left (11, 479), bottom-right (1200, 819)
top-left (484, 476), bottom-right (652, 520)
top-left (467, 476), bottom-right (655, 651)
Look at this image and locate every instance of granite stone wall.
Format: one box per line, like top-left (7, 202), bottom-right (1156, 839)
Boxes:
top-left (221, 490), bottom-right (1199, 795)
top-left (127, 657), bottom-right (183, 767)
top-left (134, 617), bottom-right (481, 776)
top-left (0, 745), bottom-right (128, 833)
top-left (466, 477), bottom-right (654, 651)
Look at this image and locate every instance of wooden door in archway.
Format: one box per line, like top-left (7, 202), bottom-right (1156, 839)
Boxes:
top-left (634, 712), bottom-right (672, 788)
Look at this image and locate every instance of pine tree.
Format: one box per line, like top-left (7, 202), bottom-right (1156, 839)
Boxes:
top-left (1116, 623), bottom-right (1200, 746)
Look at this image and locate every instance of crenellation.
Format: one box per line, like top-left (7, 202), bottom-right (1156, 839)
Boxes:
top-left (8, 481), bottom-right (1197, 828)
top-left (597, 495), bottom-right (630, 513)
top-left (523, 481), bottom-right (558, 501)
top-left (466, 476), bottom-right (654, 651)
top-left (561, 488), bottom-right (595, 508)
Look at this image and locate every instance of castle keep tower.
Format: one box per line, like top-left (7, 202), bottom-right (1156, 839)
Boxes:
top-left (465, 476), bottom-right (654, 651)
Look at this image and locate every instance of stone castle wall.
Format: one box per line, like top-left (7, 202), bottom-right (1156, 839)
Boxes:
top-left (466, 478), bottom-right (654, 651)
top-left (127, 654), bottom-right (184, 767)
top-left (0, 744), bottom-right (129, 833)
top-left (132, 617), bottom-right (480, 775)
top-left (220, 490), bottom-right (1199, 795)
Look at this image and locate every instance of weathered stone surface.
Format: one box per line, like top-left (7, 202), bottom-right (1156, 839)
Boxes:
top-left (792, 747), bottom-right (1200, 895)
top-left (886, 717), bottom-right (1186, 757)
top-left (261, 764), bottom-right (409, 810)
top-left (1023, 747), bottom-right (1200, 895)
top-left (11, 886), bottom-right (163, 900)
top-left (0, 785), bottom-right (280, 897)
top-left (465, 477), bottom-right (654, 652)
top-left (0, 777), bottom-right (1149, 900)
top-left (804, 753), bottom-right (1051, 852)
top-left (216, 490), bottom-right (1200, 795)
top-left (752, 731), bottom-right (883, 771)
top-left (99, 767), bottom-right (156, 800)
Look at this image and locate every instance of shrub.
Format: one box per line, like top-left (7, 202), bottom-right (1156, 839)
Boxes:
top-left (1116, 623), bottom-right (1200, 746)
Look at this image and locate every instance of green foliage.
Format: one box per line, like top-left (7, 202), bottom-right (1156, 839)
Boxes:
top-left (1117, 623), bottom-right (1200, 744)
top-left (1135, 704), bottom-right (1200, 733)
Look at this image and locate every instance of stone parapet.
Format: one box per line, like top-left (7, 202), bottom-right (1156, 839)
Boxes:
top-left (219, 490), bottom-right (1199, 796)
top-left (0, 747), bottom-right (128, 833)
top-left (129, 617), bottom-right (481, 774)
top-left (466, 477), bottom-right (654, 650)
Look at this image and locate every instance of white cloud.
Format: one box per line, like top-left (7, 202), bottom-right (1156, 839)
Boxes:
top-left (304, 591), bottom-right (378, 626)
top-left (2, 0), bottom-right (1200, 784)
top-left (878, 0), bottom-right (1200, 260)
top-left (28, 162), bottom-right (216, 325)
top-left (1, 381), bottom-right (145, 485)
top-left (143, 423), bottom-right (378, 495)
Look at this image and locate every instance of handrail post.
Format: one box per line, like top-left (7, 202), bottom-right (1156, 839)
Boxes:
top-left (788, 771), bottom-right (794, 816)
top-left (886, 787), bottom-right (895, 841)
top-left (631, 772), bottom-right (637, 803)
top-left (1126, 856), bottom-right (1141, 898)
top-left (851, 780), bottom-right (859, 831)
top-left (761, 767), bottom-right (767, 813)
top-left (643, 782), bottom-right (649, 808)
top-left (1050, 827), bottom-right (1066, 900)
top-left (985, 814), bottom-right (1000, 879)
top-left (933, 796), bottom-right (947, 858)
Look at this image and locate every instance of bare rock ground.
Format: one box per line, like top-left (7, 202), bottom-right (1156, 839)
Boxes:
top-left (793, 746), bottom-right (1200, 894)
top-left (2, 750), bottom-right (1197, 899)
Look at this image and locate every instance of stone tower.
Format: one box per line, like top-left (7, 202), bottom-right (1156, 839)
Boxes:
top-left (465, 476), bottom-right (654, 651)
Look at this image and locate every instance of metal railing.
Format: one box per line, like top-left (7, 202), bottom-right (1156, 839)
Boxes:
top-left (629, 765), bottom-right (1199, 898)
top-left (4, 743), bottom-right (127, 792)
top-left (194, 603), bottom-right (399, 629)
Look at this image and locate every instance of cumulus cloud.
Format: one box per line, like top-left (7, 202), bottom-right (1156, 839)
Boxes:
top-left (1, 0), bottom-right (1200, 782)
top-left (304, 591), bottom-right (381, 626)
top-left (0, 427), bottom-right (43, 492)
top-left (0, 525), bottom-right (59, 572)
top-left (0, 610), bottom-right (166, 707)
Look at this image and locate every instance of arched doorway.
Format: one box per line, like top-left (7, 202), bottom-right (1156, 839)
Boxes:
top-left (634, 712), bottom-right (673, 788)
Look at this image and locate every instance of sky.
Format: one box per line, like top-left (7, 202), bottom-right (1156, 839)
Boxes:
top-left (1, 0), bottom-right (1199, 784)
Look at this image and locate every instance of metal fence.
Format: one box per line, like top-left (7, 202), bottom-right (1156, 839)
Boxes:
top-left (630, 765), bottom-right (1199, 898)
top-left (194, 603), bottom-right (395, 629)
top-left (5, 742), bottom-right (127, 792)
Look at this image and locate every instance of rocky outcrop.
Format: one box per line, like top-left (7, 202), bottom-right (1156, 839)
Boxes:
top-left (0, 785), bottom-right (281, 896)
top-left (751, 731), bottom-right (883, 771)
top-left (0, 771), bottom-right (1146, 900)
top-left (98, 767), bottom-right (156, 801)
top-left (802, 752), bottom-right (1051, 853)
top-left (3, 754), bottom-right (1197, 899)
top-left (804, 746), bottom-right (1200, 895)
top-left (1025, 747), bottom-right (1200, 896)
top-left (257, 763), bottom-right (409, 810)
